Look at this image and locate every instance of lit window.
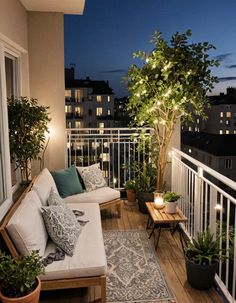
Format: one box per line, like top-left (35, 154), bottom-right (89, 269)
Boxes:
top-left (226, 112), bottom-right (231, 118)
top-left (75, 90), bottom-right (83, 103)
top-left (99, 122), bottom-right (104, 134)
top-left (97, 95), bottom-right (102, 102)
top-left (107, 96), bottom-right (111, 102)
top-left (65, 90), bottom-right (71, 100)
top-left (196, 119), bottom-right (200, 124)
top-left (225, 159), bottom-right (232, 169)
top-left (195, 127), bottom-right (198, 132)
top-left (234, 130), bottom-right (236, 134)
top-left (75, 107), bottom-right (81, 114)
top-left (188, 149), bottom-right (192, 153)
top-left (220, 112), bottom-right (223, 117)
top-left (96, 108), bottom-right (103, 116)
top-left (226, 120), bottom-right (230, 126)
top-left (65, 106), bottom-right (72, 113)
top-left (75, 121), bottom-right (81, 128)
top-left (219, 130), bottom-right (223, 134)
top-left (107, 109), bottom-right (111, 115)
top-left (220, 119), bottom-right (223, 124)
top-left (188, 126), bottom-right (192, 131)
top-left (226, 130), bottom-right (230, 134)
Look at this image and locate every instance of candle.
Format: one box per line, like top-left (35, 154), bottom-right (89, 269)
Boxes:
top-left (154, 191), bottom-right (164, 209)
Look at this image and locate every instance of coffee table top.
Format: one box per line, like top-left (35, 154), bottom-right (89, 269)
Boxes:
top-left (145, 202), bottom-right (188, 224)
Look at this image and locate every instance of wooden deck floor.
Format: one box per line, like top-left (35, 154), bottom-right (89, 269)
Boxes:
top-left (40, 201), bottom-right (225, 303)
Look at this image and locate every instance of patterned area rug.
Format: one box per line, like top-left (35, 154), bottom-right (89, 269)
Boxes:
top-left (103, 230), bottom-right (175, 303)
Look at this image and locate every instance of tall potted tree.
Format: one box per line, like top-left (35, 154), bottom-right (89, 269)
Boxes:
top-left (126, 30), bottom-right (219, 191)
top-left (8, 97), bottom-right (51, 184)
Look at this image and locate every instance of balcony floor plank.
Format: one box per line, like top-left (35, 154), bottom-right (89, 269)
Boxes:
top-left (40, 201), bottom-right (224, 303)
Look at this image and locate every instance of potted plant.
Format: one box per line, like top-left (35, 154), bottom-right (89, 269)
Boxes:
top-left (124, 179), bottom-right (136, 205)
top-left (0, 250), bottom-right (45, 303)
top-left (126, 30), bottom-right (219, 192)
top-left (185, 228), bottom-right (223, 290)
top-left (8, 96), bottom-right (51, 184)
top-left (163, 191), bottom-right (180, 214)
top-left (134, 160), bottom-right (157, 214)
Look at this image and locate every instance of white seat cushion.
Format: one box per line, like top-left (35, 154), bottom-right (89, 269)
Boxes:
top-left (33, 168), bottom-right (59, 206)
top-left (41, 203), bottom-right (107, 280)
top-left (64, 186), bottom-right (120, 204)
top-left (6, 191), bottom-right (48, 256)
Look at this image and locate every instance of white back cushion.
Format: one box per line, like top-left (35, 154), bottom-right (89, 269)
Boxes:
top-left (6, 191), bottom-right (48, 256)
top-left (33, 168), bottom-right (58, 206)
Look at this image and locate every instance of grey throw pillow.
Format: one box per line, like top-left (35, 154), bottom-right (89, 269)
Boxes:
top-left (41, 205), bottom-right (80, 256)
top-left (77, 163), bottom-right (107, 192)
top-left (47, 187), bottom-right (66, 207)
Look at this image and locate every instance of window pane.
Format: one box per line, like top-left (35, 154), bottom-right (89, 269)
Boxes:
top-left (0, 99), bottom-right (6, 204)
top-left (5, 54), bottom-right (19, 186)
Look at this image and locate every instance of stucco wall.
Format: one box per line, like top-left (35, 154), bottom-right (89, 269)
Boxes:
top-left (0, 0), bottom-right (28, 50)
top-left (28, 12), bottom-right (66, 172)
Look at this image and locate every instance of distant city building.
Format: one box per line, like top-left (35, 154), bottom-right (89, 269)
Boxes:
top-left (114, 97), bottom-right (130, 127)
top-left (182, 132), bottom-right (236, 181)
top-left (182, 87), bottom-right (236, 135)
top-left (65, 67), bottom-right (115, 128)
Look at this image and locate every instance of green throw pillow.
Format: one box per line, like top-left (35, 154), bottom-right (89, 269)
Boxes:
top-left (51, 165), bottom-right (83, 198)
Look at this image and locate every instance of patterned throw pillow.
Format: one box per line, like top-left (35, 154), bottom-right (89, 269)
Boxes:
top-left (41, 205), bottom-right (80, 256)
top-left (47, 188), bottom-right (66, 207)
top-left (77, 163), bottom-right (107, 192)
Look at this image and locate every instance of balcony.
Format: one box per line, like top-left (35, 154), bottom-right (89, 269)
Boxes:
top-left (97, 114), bottom-right (113, 120)
top-left (67, 127), bottom-right (236, 302)
top-left (66, 112), bottom-right (83, 119)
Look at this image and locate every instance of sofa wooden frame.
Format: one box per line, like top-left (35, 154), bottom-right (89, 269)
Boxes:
top-left (0, 179), bottom-right (122, 303)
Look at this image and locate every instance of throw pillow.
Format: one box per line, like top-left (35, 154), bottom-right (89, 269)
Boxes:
top-left (41, 205), bottom-right (81, 256)
top-left (51, 165), bottom-right (84, 198)
top-left (47, 187), bottom-right (66, 207)
top-left (77, 163), bottom-right (107, 192)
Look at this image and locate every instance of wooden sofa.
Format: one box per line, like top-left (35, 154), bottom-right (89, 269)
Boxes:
top-left (0, 168), bottom-right (122, 303)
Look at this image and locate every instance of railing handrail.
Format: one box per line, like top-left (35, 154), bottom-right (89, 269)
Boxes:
top-left (172, 147), bottom-right (236, 191)
top-left (66, 127), bottom-right (152, 132)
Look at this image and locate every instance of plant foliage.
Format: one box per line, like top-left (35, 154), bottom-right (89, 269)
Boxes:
top-left (185, 228), bottom-right (224, 266)
top-left (163, 191), bottom-right (180, 202)
top-left (126, 30), bottom-right (219, 191)
top-left (133, 160), bottom-right (157, 193)
top-left (124, 179), bottom-right (136, 190)
top-left (8, 97), bottom-right (51, 183)
top-left (0, 250), bottom-right (45, 298)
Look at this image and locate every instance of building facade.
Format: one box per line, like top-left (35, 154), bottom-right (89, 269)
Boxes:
top-left (182, 87), bottom-right (236, 135)
top-left (65, 68), bottom-right (115, 129)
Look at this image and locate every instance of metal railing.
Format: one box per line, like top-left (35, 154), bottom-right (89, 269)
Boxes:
top-left (171, 148), bottom-right (236, 302)
top-left (66, 127), bottom-right (236, 302)
top-left (66, 127), bottom-right (151, 188)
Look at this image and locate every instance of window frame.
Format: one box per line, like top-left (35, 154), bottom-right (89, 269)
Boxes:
top-left (0, 41), bottom-right (22, 219)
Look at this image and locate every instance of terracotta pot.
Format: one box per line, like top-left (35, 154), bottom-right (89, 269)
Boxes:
top-left (0, 277), bottom-right (41, 303)
top-left (126, 189), bottom-right (136, 204)
top-left (165, 201), bottom-right (177, 214)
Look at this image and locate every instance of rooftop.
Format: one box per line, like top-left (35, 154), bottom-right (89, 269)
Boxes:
top-left (182, 131), bottom-right (236, 156)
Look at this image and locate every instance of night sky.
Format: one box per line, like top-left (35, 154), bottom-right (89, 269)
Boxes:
top-left (64, 0), bottom-right (236, 98)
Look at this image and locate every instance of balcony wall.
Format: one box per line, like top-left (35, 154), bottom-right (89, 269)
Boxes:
top-left (28, 12), bottom-right (66, 172)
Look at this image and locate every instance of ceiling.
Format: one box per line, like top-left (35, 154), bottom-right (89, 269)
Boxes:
top-left (19, 0), bottom-right (85, 14)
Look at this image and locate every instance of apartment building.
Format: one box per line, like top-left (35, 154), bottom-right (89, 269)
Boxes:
top-left (182, 87), bottom-right (236, 134)
top-left (182, 132), bottom-right (236, 181)
top-left (65, 68), bottom-right (115, 128)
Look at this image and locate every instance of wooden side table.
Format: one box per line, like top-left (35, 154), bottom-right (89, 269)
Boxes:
top-left (145, 202), bottom-right (188, 250)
